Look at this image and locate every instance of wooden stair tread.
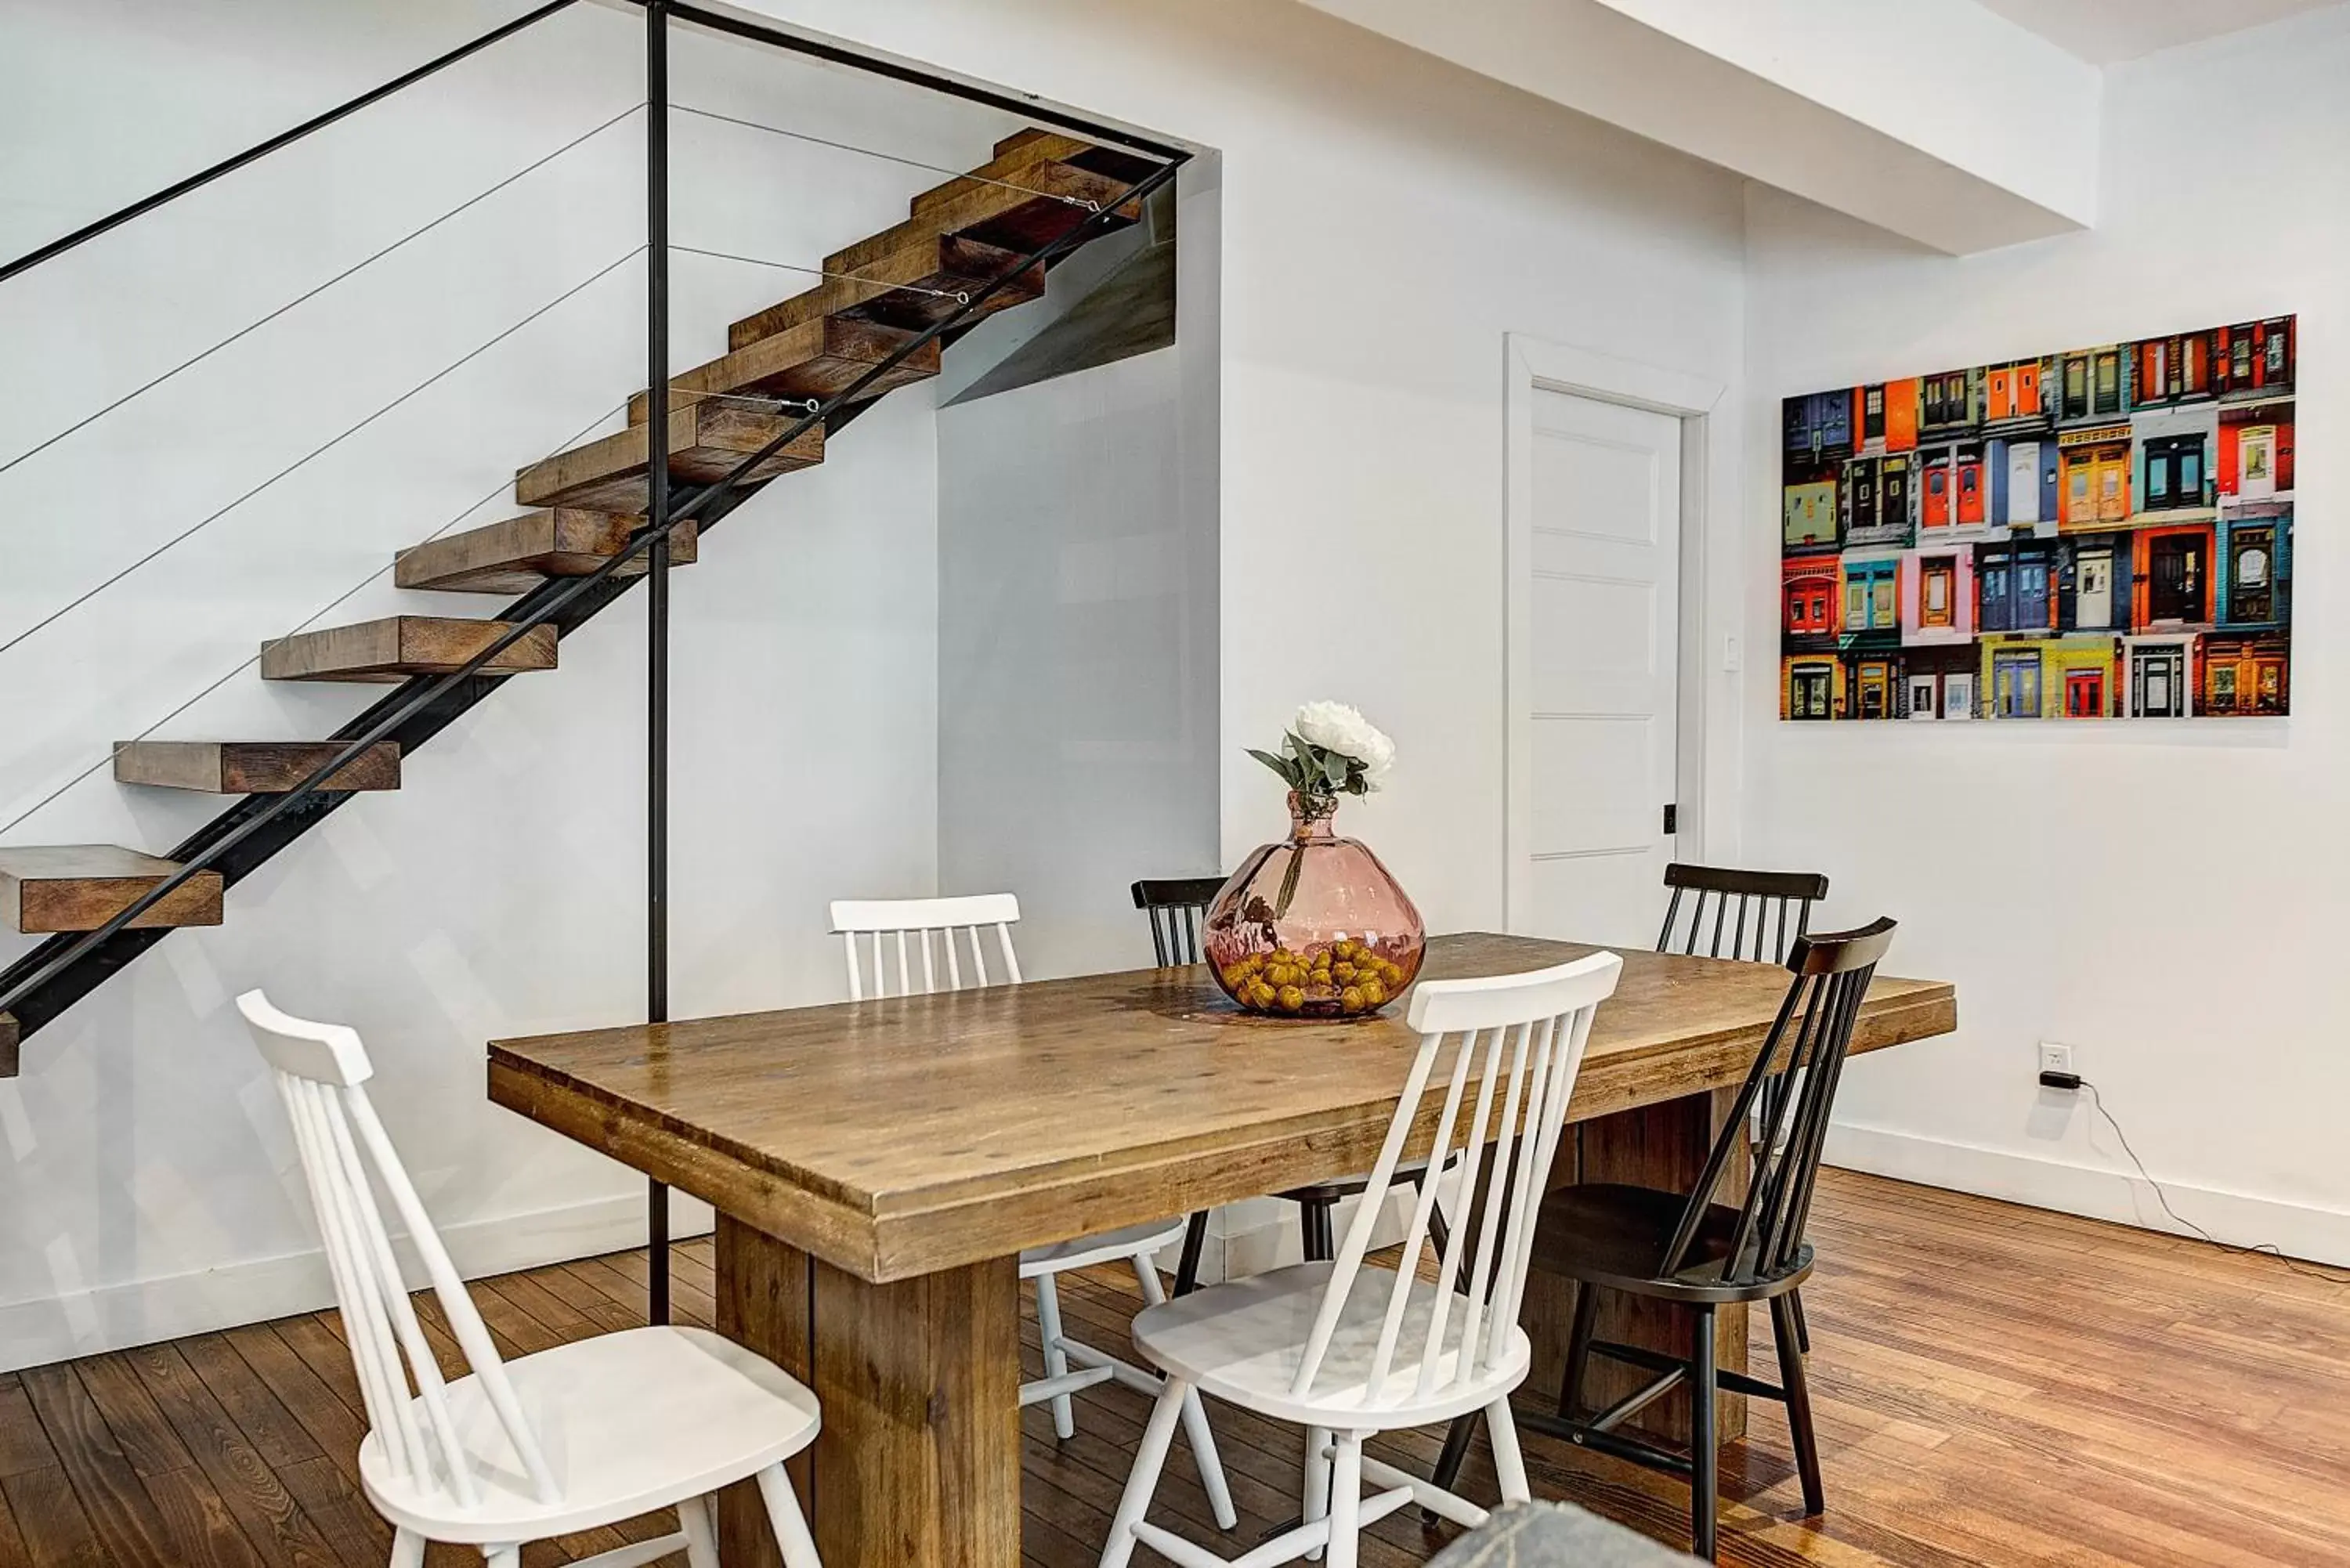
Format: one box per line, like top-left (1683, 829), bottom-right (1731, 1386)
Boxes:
top-left (626, 317), bottom-right (937, 427)
top-left (396, 509), bottom-right (698, 594)
top-left (995, 127), bottom-right (1079, 166)
top-left (260, 616), bottom-right (558, 684)
top-left (0, 1013), bottom-right (16, 1078)
top-left (515, 403), bottom-right (823, 514)
top-left (906, 130), bottom-right (1088, 217)
top-left (0, 845), bottom-right (225, 934)
top-left (914, 129), bottom-right (1159, 211)
top-left (727, 234), bottom-right (1044, 352)
top-left (113, 741), bottom-right (401, 794)
top-left (830, 158), bottom-right (1138, 280)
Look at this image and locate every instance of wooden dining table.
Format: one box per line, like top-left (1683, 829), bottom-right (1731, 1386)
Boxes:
top-left (488, 931), bottom-right (1955, 1568)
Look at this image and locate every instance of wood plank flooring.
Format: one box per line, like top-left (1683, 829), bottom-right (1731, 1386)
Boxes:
top-left (1, 1167), bottom-right (2345, 1566)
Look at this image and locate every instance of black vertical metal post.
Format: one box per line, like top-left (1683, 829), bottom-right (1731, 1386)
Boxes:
top-left (644, 0), bottom-right (673, 1328)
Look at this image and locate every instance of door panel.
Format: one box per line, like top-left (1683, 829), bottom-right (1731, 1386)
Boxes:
top-left (1994, 652), bottom-right (2042, 718)
top-left (2008, 442), bottom-right (2041, 525)
top-left (2066, 670), bottom-right (2105, 717)
top-left (2149, 535), bottom-right (2203, 623)
top-left (2077, 551), bottom-right (2113, 629)
top-left (1517, 390), bottom-right (1681, 946)
top-left (2017, 554), bottom-right (2051, 630)
top-left (2132, 647), bottom-right (2185, 717)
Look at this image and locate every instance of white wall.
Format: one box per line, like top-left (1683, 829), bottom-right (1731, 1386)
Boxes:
top-left (935, 337), bottom-right (1222, 980)
top-left (725, 0), bottom-right (1750, 942)
top-left (1743, 8), bottom-right (2350, 1264)
top-left (0, 0), bottom-right (1022, 1365)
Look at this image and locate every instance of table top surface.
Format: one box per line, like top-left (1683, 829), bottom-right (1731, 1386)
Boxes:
top-left (489, 932), bottom-right (1956, 1281)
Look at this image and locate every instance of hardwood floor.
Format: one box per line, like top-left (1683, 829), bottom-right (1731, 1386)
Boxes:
top-left (1, 1167), bottom-right (2345, 1566)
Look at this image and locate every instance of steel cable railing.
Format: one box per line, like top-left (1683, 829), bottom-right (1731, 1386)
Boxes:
top-left (0, 245), bottom-right (647, 663)
top-left (0, 149), bottom-right (1184, 1029)
top-left (0, 0), bottom-right (588, 287)
top-left (0, 102), bottom-right (646, 484)
top-left (0, 396), bottom-right (634, 843)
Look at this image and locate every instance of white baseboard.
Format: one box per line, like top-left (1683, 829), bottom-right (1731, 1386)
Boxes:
top-left (1825, 1121), bottom-right (2350, 1270)
top-left (42, 1122), bottom-right (2331, 1377)
top-left (0, 1190), bottom-right (715, 1375)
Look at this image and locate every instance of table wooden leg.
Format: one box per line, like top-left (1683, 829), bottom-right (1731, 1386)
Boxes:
top-left (714, 1213), bottom-right (1022, 1568)
top-left (1520, 1086), bottom-right (1751, 1446)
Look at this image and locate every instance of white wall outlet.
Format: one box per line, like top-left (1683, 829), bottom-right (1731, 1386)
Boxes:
top-left (2040, 1041), bottom-right (2075, 1078)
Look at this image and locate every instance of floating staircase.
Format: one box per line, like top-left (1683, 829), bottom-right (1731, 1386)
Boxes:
top-left (0, 126), bottom-right (1159, 1067)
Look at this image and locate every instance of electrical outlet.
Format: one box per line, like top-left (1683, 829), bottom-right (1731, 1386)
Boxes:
top-left (2040, 1041), bottom-right (2074, 1078)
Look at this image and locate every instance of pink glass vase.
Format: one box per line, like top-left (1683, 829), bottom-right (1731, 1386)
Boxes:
top-left (1203, 792), bottom-right (1426, 1018)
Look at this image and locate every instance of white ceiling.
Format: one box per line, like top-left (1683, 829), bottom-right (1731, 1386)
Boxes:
top-left (1973, 0), bottom-right (2343, 63)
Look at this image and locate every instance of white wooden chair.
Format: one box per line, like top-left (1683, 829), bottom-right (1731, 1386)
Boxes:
top-left (1095, 951), bottom-right (1625, 1568)
top-left (829, 894), bottom-right (1237, 1533)
top-left (237, 989), bottom-right (826, 1568)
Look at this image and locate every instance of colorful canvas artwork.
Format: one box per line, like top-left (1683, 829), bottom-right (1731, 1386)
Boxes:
top-left (1780, 316), bottom-right (2295, 721)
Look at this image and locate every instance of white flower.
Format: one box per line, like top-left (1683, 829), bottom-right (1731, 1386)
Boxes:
top-left (1293, 701), bottom-right (1396, 791)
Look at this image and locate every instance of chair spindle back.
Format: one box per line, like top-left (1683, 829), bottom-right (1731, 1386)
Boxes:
top-left (830, 893), bottom-right (1023, 999)
top-left (1130, 876), bottom-right (1227, 966)
top-left (1657, 862), bottom-right (1829, 966)
top-left (1659, 918), bottom-right (1896, 1284)
top-left (237, 990), bottom-right (557, 1515)
top-left (1289, 952), bottom-right (1622, 1409)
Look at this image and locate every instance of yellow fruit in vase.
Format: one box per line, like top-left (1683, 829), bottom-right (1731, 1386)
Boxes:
top-left (1340, 986), bottom-right (1366, 1013)
top-left (1333, 938), bottom-right (1358, 959)
top-left (1379, 959), bottom-right (1405, 986)
top-left (1249, 981), bottom-right (1277, 1007)
top-left (1276, 985), bottom-right (1307, 1012)
top-left (1221, 963), bottom-right (1250, 989)
top-left (1359, 978), bottom-right (1387, 1007)
top-left (1331, 961), bottom-right (1358, 985)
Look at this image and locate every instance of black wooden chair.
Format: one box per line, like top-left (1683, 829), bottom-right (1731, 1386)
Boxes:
top-left (1129, 876), bottom-right (1452, 1295)
top-left (1131, 878), bottom-right (1228, 1295)
top-left (1131, 876), bottom-right (1227, 966)
top-left (1658, 863), bottom-right (1831, 1348)
top-left (1520, 917), bottom-right (1896, 1560)
top-left (1657, 862), bottom-right (1829, 963)
top-left (1425, 862), bottom-right (1834, 1508)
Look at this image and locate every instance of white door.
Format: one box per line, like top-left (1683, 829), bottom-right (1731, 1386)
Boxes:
top-left (2239, 427), bottom-right (2277, 498)
top-left (1510, 388), bottom-right (1680, 945)
top-left (2077, 551), bottom-right (2113, 628)
top-left (2007, 442), bottom-right (2042, 526)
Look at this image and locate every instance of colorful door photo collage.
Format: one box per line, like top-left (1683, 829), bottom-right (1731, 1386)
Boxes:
top-left (1781, 317), bottom-right (2294, 721)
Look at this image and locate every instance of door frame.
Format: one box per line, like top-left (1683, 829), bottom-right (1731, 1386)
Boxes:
top-left (1503, 333), bottom-right (1726, 934)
